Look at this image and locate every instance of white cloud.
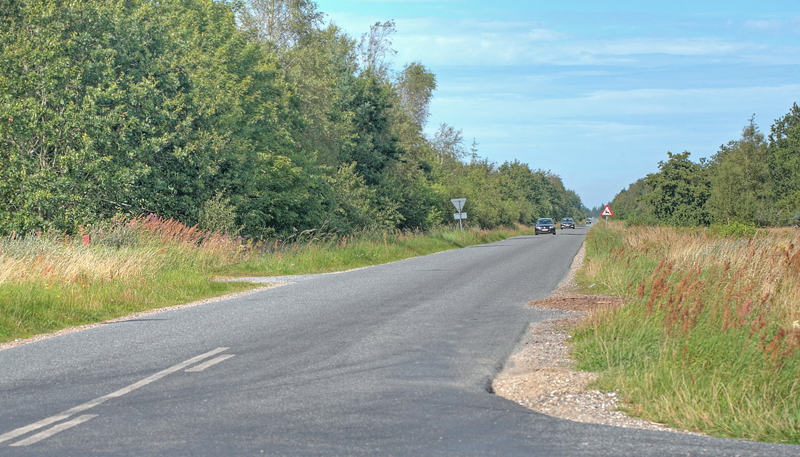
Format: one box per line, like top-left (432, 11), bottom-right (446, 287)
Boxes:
top-left (393, 20), bottom-right (788, 68)
top-left (324, 12), bottom-right (798, 69)
top-left (526, 28), bottom-right (570, 41)
top-left (743, 17), bottom-right (800, 33)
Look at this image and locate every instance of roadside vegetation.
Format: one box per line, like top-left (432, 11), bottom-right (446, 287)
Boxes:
top-left (0, 216), bottom-right (532, 344)
top-left (573, 222), bottom-right (800, 444)
top-left (0, 0), bottom-right (586, 240)
top-left (599, 107), bottom-right (800, 228)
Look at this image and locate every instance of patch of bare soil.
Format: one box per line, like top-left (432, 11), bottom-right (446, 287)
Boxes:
top-left (492, 245), bottom-right (696, 433)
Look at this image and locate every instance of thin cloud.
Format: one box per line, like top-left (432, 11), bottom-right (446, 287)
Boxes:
top-left (393, 17), bottom-right (787, 67)
top-left (743, 16), bottom-right (800, 33)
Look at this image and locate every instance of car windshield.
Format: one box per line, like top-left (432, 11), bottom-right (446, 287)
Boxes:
top-left (563, 218), bottom-right (573, 222)
top-left (537, 218), bottom-right (553, 224)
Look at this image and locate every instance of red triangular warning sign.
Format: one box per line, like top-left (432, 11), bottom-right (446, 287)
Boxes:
top-left (601, 205), bottom-right (614, 217)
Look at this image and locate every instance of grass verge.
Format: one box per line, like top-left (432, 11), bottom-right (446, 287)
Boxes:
top-left (572, 222), bottom-right (800, 444)
top-left (0, 216), bottom-right (532, 344)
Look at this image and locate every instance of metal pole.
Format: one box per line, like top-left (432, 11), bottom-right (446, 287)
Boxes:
top-left (459, 213), bottom-right (463, 232)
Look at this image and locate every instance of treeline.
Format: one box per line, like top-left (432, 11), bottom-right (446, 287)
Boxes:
top-left (0, 0), bottom-right (586, 237)
top-left (609, 106), bottom-right (800, 227)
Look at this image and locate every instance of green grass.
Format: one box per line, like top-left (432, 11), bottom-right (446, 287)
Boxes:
top-left (572, 222), bottom-right (800, 444)
top-left (220, 227), bottom-right (522, 277)
top-left (0, 218), bottom-right (533, 343)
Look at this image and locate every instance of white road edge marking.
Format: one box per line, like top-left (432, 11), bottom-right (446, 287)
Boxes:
top-left (185, 354), bottom-right (235, 372)
top-left (0, 347), bottom-right (230, 445)
top-left (10, 415), bottom-right (99, 447)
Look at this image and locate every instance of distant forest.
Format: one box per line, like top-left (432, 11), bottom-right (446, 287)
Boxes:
top-left (0, 0), bottom-right (588, 237)
top-left (603, 105), bottom-right (800, 227)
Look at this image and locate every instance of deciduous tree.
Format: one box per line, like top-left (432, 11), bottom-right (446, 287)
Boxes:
top-left (768, 103), bottom-right (800, 224)
top-left (643, 151), bottom-right (711, 226)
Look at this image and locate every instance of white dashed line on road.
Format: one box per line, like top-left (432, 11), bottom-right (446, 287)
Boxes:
top-left (185, 354), bottom-right (235, 372)
top-left (9, 415), bottom-right (99, 447)
top-left (0, 347), bottom-right (233, 446)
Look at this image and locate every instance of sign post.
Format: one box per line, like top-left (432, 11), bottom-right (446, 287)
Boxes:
top-left (451, 198), bottom-right (467, 232)
top-left (600, 204), bottom-right (614, 227)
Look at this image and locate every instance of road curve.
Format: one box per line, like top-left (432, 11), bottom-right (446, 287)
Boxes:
top-left (0, 228), bottom-right (797, 456)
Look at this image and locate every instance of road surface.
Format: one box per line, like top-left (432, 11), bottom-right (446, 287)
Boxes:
top-left (0, 228), bottom-right (797, 456)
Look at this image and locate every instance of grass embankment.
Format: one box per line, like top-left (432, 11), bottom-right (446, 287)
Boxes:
top-left (573, 222), bottom-right (800, 444)
top-left (0, 215), bottom-right (532, 344)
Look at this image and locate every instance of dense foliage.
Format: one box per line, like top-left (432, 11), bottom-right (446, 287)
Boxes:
top-left (0, 0), bottom-right (587, 237)
top-left (609, 107), bottom-right (800, 227)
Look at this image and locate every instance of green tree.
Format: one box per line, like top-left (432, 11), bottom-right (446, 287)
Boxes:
top-left (0, 0), bottom-right (186, 232)
top-left (431, 124), bottom-right (466, 166)
top-left (280, 24), bottom-right (359, 168)
top-left (0, 0), bottom-right (324, 237)
top-left (0, 0), bottom-right (591, 236)
top-left (318, 162), bottom-right (397, 232)
top-left (643, 151), bottom-right (711, 226)
top-left (768, 103), bottom-right (800, 224)
top-left (497, 161), bottom-right (540, 225)
top-left (396, 62), bottom-right (436, 132)
top-left (339, 73), bottom-right (403, 186)
top-left (707, 118), bottom-right (771, 225)
top-left (239, 0), bottom-right (323, 54)
top-left (609, 178), bottom-right (656, 223)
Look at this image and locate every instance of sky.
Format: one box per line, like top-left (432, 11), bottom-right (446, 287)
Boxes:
top-left (313, 0), bottom-right (799, 208)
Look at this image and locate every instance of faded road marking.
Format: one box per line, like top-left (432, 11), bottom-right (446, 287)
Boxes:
top-left (10, 415), bottom-right (98, 447)
top-left (185, 354), bottom-right (235, 372)
top-left (0, 347), bottom-right (230, 446)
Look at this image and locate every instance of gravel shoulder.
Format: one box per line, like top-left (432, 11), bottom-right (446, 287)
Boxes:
top-left (492, 242), bottom-right (700, 434)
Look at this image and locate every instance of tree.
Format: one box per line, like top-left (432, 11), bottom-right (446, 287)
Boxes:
top-left (396, 62), bottom-right (436, 131)
top-left (280, 24), bottom-right (359, 167)
top-left (643, 151), bottom-right (711, 226)
top-left (431, 124), bottom-right (466, 166)
top-left (609, 178), bottom-right (656, 223)
top-left (357, 20), bottom-right (396, 79)
top-left (0, 0), bottom-right (187, 232)
top-left (0, 0), bottom-right (324, 237)
top-left (239, 0), bottom-right (323, 55)
top-left (339, 74), bottom-right (403, 186)
top-left (707, 117), bottom-right (770, 225)
top-left (0, 0), bottom-right (593, 236)
top-left (768, 103), bottom-right (800, 224)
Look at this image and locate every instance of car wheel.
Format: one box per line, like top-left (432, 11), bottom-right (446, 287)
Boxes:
top-left (552, 231), bottom-right (556, 235)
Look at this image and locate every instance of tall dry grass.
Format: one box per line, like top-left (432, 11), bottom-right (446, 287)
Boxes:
top-left (1, 217), bottom-right (534, 342)
top-left (621, 225), bottom-right (800, 325)
top-left (573, 222), bottom-right (800, 443)
top-left (0, 215), bottom-right (258, 340)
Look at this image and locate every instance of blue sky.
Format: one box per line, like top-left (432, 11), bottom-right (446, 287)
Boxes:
top-left (313, 0), bottom-right (799, 208)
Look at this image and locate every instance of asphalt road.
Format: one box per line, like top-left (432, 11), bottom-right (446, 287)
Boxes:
top-left (1, 228), bottom-right (798, 456)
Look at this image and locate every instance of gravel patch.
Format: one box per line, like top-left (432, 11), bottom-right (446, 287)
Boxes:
top-left (493, 242), bottom-right (700, 434)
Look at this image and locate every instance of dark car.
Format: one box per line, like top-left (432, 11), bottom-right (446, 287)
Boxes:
top-left (560, 217), bottom-right (575, 229)
top-left (535, 218), bottom-right (556, 235)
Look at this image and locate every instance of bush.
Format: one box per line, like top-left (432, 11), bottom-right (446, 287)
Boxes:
top-left (709, 221), bottom-right (760, 238)
top-left (199, 192), bottom-right (240, 236)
